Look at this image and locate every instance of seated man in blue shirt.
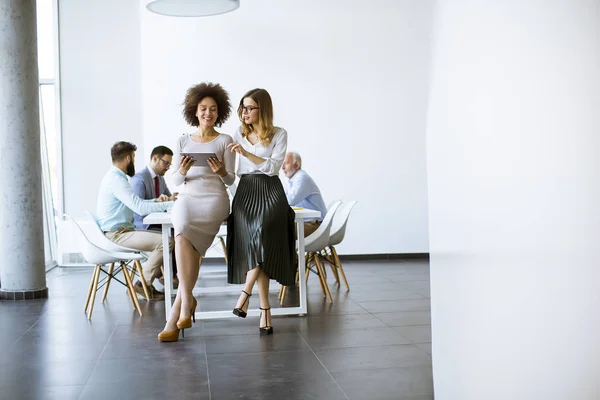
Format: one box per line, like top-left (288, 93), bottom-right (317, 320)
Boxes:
top-left (282, 152), bottom-right (327, 237)
top-left (131, 145), bottom-right (179, 288)
top-left (96, 141), bottom-right (174, 300)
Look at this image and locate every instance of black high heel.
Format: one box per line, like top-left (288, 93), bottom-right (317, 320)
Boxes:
top-left (233, 290), bottom-right (252, 318)
top-left (259, 307), bottom-right (273, 335)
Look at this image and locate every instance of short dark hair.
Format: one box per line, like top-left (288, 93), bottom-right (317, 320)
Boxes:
top-left (111, 141), bottom-right (137, 162)
top-left (182, 82), bottom-right (231, 127)
top-left (150, 145), bottom-right (173, 160)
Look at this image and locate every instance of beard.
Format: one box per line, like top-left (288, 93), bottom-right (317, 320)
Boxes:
top-left (126, 160), bottom-right (135, 177)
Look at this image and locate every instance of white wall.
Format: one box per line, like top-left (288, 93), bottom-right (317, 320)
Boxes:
top-left (427, 1), bottom-right (600, 398)
top-left (59, 0), bottom-right (143, 217)
top-left (59, 0), bottom-right (433, 255)
top-left (140, 0), bottom-right (433, 254)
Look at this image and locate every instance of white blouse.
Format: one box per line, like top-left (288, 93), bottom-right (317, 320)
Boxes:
top-left (233, 127), bottom-right (288, 177)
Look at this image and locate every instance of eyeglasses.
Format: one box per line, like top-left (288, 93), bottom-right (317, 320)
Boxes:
top-left (241, 106), bottom-right (259, 114)
top-left (158, 158), bottom-right (171, 168)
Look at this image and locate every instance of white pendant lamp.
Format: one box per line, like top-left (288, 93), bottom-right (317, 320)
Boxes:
top-left (146, 0), bottom-right (240, 17)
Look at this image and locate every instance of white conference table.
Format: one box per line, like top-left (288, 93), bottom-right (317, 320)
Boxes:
top-left (143, 208), bottom-right (320, 321)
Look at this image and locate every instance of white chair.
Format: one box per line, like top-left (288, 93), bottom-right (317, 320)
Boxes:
top-left (64, 214), bottom-right (145, 319)
top-left (83, 211), bottom-right (151, 300)
top-left (321, 200), bottom-right (358, 291)
top-left (279, 200), bottom-right (342, 304)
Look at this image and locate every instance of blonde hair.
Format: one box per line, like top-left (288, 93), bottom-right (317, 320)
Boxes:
top-left (237, 88), bottom-right (277, 145)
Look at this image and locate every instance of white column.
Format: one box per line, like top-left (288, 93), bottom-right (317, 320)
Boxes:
top-left (0, 0), bottom-right (47, 298)
top-left (427, 1), bottom-right (600, 399)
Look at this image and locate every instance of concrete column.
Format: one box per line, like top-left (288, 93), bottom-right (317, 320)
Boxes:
top-left (0, 0), bottom-right (48, 299)
top-left (427, 1), bottom-right (600, 399)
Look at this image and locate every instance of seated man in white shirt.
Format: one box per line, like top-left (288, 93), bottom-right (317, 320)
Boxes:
top-left (96, 141), bottom-right (174, 300)
top-left (282, 152), bottom-right (327, 237)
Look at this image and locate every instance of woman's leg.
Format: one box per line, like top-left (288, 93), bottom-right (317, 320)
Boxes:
top-left (163, 290), bottom-right (182, 331)
top-left (234, 266), bottom-right (261, 312)
top-left (256, 269), bottom-right (272, 328)
top-left (162, 234), bottom-right (200, 331)
top-left (175, 235), bottom-right (201, 320)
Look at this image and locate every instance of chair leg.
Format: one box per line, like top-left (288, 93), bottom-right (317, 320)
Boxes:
top-left (84, 265), bottom-right (99, 313)
top-left (219, 236), bottom-right (228, 265)
top-left (305, 253), bottom-right (313, 284)
top-left (135, 260), bottom-right (151, 300)
top-left (87, 265), bottom-right (101, 319)
top-left (101, 262), bottom-right (115, 303)
top-left (122, 262), bottom-right (143, 316)
top-left (315, 255), bottom-right (333, 303)
top-left (279, 286), bottom-right (287, 305)
top-left (311, 254), bottom-right (327, 297)
top-left (123, 266), bottom-right (136, 309)
top-left (331, 246), bottom-right (349, 291)
top-left (323, 249), bottom-right (340, 285)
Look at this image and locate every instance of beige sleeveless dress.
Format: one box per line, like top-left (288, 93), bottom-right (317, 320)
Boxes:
top-left (171, 133), bottom-right (235, 255)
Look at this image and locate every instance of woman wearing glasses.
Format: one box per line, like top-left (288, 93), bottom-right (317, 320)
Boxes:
top-left (227, 88), bottom-right (296, 335)
top-left (158, 82), bottom-right (236, 342)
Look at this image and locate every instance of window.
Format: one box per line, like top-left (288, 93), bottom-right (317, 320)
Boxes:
top-left (37, 0), bottom-right (62, 270)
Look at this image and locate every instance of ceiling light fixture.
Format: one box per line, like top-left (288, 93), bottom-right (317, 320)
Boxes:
top-left (146, 0), bottom-right (240, 17)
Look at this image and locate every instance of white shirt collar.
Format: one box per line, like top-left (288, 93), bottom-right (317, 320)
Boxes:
top-left (147, 165), bottom-right (158, 179)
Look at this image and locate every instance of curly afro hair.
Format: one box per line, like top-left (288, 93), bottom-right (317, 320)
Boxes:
top-left (182, 82), bottom-right (231, 127)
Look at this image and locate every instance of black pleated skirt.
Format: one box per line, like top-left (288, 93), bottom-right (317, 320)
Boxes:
top-left (227, 174), bottom-right (296, 285)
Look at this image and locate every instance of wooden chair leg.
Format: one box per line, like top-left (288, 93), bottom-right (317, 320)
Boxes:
top-left (323, 250), bottom-right (340, 285)
top-left (135, 260), bottom-right (151, 300)
top-left (87, 265), bottom-right (101, 319)
top-left (331, 246), bottom-right (349, 291)
top-left (280, 267), bottom-right (300, 304)
top-left (315, 255), bottom-right (333, 303)
top-left (123, 266), bottom-right (136, 309)
top-left (84, 265), bottom-right (99, 313)
top-left (280, 286), bottom-right (287, 305)
top-left (101, 262), bottom-right (115, 303)
top-left (219, 236), bottom-right (228, 264)
top-left (305, 253), bottom-right (313, 283)
top-left (311, 255), bottom-right (327, 297)
top-left (122, 262), bottom-right (143, 316)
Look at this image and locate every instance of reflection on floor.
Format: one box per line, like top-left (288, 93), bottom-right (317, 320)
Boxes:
top-left (0, 259), bottom-right (432, 400)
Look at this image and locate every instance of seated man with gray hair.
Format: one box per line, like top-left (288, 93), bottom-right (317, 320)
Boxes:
top-left (281, 152), bottom-right (327, 237)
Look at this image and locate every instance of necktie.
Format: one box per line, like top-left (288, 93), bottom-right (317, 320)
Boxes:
top-left (154, 176), bottom-right (160, 198)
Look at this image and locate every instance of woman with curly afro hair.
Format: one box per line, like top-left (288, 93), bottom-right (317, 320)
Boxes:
top-left (158, 82), bottom-right (236, 342)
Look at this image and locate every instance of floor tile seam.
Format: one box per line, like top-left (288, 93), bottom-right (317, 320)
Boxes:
top-left (357, 298), bottom-right (431, 304)
top-left (205, 347), bottom-right (309, 357)
top-left (313, 342), bottom-right (426, 354)
top-left (346, 298), bottom-right (370, 313)
top-left (384, 323), bottom-right (433, 328)
top-left (204, 340), bottom-right (212, 400)
top-left (9, 313), bottom-right (42, 348)
top-left (304, 339), bottom-right (420, 351)
top-left (328, 365), bottom-right (434, 376)
top-left (297, 331), bottom-right (350, 400)
top-left (370, 312), bottom-right (432, 327)
top-left (79, 322), bottom-right (118, 395)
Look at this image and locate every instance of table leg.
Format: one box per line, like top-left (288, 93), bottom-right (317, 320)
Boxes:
top-left (162, 224), bottom-right (173, 321)
top-left (297, 218), bottom-right (307, 315)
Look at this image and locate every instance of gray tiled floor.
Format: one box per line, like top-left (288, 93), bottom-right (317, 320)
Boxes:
top-left (0, 259), bottom-right (433, 400)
